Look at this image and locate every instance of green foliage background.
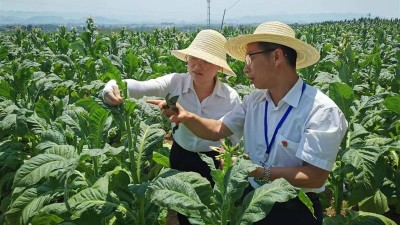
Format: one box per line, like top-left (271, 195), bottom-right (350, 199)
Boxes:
top-left (0, 17), bottom-right (399, 224)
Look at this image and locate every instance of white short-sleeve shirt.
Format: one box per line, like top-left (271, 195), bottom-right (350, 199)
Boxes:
top-left (222, 78), bottom-right (348, 192)
top-left (103, 73), bottom-right (241, 152)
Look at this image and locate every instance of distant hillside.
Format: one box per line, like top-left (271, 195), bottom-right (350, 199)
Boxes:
top-left (0, 12), bottom-right (123, 25)
top-left (223, 13), bottom-right (371, 24)
top-left (0, 10), bottom-right (375, 26)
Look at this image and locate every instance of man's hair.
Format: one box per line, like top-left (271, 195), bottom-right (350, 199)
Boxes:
top-left (258, 42), bottom-right (297, 68)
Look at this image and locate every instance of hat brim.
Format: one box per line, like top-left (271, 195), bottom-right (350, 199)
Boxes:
top-left (171, 48), bottom-right (236, 77)
top-left (225, 33), bottom-right (320, 69)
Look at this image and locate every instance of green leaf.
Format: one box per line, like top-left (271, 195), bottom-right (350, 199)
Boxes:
top-left (44, 145), bottom-right (78, 159)
top-left (236, 178), bottom-right (299, 225)
top-left (359, 189), bottom-right (389, 214)
top-left (149, 175), bottom-right (210, 221)
top-left (0, 45), bottom-right (9, 61)
top-left (6, 186), bottom-right (54, 225)
top-left (342, 146), bottom-right (388, 204)
top-left (123, 50), bottom-right (139, 77)
top-left (324, 210), bottom-right (397, 225)
top-left (0, 80), bottom-right (12, 99)
top-left (350, 95), bottom-right (383, 124)
top-left (38, 203), bottom-right (68, 217)
top-left (298, 190), bottom-right (314, 217)
top-left (172, 171), bottom-right (215, 212)
top-left (41, 129), bottom-right (66, 145)
top-left (329, 82), bottom-right (354, 121)
top-left (31, 213), bottom-right (64, 225)
top-left (88, 107), bottom-right (109, 148)
top-left (383, 95), bottom-right (400, 114)
top-left (152, 151), bottom-right (170, 167)
top-left (349, 123), bottom-right (370, 144)
top-left (13, 154), bottom-right (67, 188)
top-left (0, 114), bottom-right (16, 138)
top-left (151, 173), bottom-right (209, 225)
top-left (134, 122), bottom-right (165, 183)
top-left (70, 42), bottom-right (86, 55)
top-left (75, 98), bottom-right (109, 148)
top-left (68, 177), bottom-right (133, 220)
top-left (100, 56), bottom-right (124, 91)
top-left (224, 159), bottom-right (258, 204)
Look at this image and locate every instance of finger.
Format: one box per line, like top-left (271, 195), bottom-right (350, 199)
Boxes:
top-left (104, 92), bottom-right (123, 106)
top-left (146, 99), bottom-right (163, 105)
top-left (174, 102), bottom-right (184, 114)
top-left (168, 103), bottom-right (187, 123)
top-left (112, 86), bottom-right (122, 98)
top-left (146, 99), bottom-right (167, 110)
top-left (169, 113), bottom-right (183, 124)
top-left (163, 108), bottom-right (175, 117)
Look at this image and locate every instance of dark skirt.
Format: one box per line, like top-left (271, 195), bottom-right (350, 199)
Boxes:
top-left (169, 140), bottom-right (220, 225)
top-left (170, 140), bottom-right (220, 185)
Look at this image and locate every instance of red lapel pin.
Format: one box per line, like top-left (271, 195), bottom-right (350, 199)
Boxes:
top-left (282, 140), bottom-right (288, 147)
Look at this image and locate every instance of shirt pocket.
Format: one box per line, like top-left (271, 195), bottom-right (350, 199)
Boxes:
top-left (269, 134), bottom-right (302, 167)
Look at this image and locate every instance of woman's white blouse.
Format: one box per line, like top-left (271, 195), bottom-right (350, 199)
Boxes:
top-left (103, 73), bottom-right (241, 152)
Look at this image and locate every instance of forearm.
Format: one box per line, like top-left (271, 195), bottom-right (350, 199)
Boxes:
top-left (250, 164), bottom-right (329, 189)
top-left (103, 77), bottom-right (169, 100)
top-left (183, 112), bottom-right (231, 141)
top-left (126, 79), bottom-right (168, 99)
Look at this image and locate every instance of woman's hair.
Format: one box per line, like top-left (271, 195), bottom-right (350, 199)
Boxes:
top-left (258, 42), bottom-right (297, 68)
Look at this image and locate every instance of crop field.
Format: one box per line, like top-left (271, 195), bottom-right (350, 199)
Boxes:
top-left (0, 17), bottom-right (399, 224)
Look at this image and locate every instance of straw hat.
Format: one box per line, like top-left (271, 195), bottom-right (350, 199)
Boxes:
top-left (171, 29), bottom-right (236, 76)
top-left (225, 21), bottom-right (320, 69)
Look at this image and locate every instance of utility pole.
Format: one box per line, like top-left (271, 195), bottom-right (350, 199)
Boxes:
top-left (207, 0), bottom-right (211, 28)
top-left (221, 8), bottom-right (226, 30)
top-left (221, 0), bottom-right (241, 30)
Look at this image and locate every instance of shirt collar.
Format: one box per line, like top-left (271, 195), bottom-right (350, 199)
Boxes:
top-left (263, 78), bottom-right (305, 108)
top-left (182, 73), bottom-right (191, 94)
top-left (281, 78), bottom-right (304, 108)
top-left (213, 78), bottom-right (227, 98)
top-left (183, 73), bottom-right (227, 99)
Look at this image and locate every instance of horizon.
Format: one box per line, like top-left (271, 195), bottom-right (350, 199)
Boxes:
top-left (1, 0), bottom-right (399, 24)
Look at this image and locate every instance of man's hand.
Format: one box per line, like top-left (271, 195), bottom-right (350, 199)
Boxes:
top-left (146, 100), bottom-right (190, 124)
top-left (104, 86), bottom-right (123, 106)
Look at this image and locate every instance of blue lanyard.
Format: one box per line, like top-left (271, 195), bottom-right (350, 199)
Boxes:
top-left (264, 82), bottom-right (306, 154)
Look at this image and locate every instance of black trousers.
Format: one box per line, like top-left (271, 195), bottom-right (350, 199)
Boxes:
top-left (169, 140), bottom-right (220, 225)
top-left (243, 186), bottom-right (323, 225)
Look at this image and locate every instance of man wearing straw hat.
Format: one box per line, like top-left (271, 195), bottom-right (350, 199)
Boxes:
top-left (103, 29), bottom-right (241, 225)
top-left (149, 21), bottom-right (348, 224)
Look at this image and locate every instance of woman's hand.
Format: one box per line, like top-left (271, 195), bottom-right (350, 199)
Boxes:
top-left (104, 86), bottom-right (123, 106)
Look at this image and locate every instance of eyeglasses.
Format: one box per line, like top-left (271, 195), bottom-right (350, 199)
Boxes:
top-left (187, 56), bottom-right (214, 70)
top-left (244, 48), bottom-right (277, 66)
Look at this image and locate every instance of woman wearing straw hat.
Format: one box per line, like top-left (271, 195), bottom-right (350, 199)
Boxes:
top-left (103, 29), bottom-right (240, 225)
top-left (149, 21), bottom-right (348, 225)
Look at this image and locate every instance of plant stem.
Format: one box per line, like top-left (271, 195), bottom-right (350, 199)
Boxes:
top-left (123, 86), bottom-right (137, 183)
top-left (93, 156), bottom-right (99, 177)
top-left (220, 200), bottom-right (230, 225)
top-left (333, 179), bottom-right (343, 215)
top-left (138, 196), bottom-right (145, 225)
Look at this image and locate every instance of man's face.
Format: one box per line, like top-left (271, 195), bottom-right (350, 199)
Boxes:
top-left (243, 42), bottom-right (277, 89)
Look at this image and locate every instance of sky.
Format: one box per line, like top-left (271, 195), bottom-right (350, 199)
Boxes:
top-left (1, 0), bottom-right (399, 23)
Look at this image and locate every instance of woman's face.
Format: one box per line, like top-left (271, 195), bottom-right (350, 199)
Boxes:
top-left (187, 56), bottom-right (220, 83)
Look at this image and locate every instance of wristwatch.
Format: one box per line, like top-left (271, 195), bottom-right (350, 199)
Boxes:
top-left (255, 164), bottom-right (271, 185)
